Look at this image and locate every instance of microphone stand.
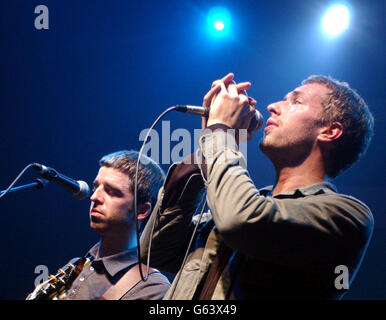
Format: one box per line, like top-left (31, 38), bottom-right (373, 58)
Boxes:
top-left (0, 179), bottom-right (49, 196)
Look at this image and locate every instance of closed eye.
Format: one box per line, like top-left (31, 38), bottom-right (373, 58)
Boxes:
top-left (104, 185), bottom-right (123, 197)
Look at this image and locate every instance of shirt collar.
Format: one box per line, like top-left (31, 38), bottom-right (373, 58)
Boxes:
top-left (259, 181), bottom-right (337, 198)
top-left (86, 242), bottom-right (139, 277)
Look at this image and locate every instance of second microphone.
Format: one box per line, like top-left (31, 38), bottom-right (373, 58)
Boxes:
top-left (174, 105), bottom-right (264, 131)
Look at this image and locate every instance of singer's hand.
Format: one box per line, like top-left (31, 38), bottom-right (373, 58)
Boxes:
top-left (202, 73), bottom-right (256, 136)
top-left (201, 73), bottom-right (233, 129)
top-left (205, 74), bottom-right (256, 142)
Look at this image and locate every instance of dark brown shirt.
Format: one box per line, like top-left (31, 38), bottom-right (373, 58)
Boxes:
top-left (65, 243), bottom-right (170, 300)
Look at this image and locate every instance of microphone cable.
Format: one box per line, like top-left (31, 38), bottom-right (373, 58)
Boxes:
top-left (134, 105), bottom-right (209, 284)
top-left (168, 196), bottom-right (207, 299)
top-left (0, 163), bottom-right (43, 199)
top-left (134, 106), bottom-right (178, 281)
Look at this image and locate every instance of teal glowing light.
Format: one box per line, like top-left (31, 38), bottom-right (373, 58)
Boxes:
top-left (207, 7), bottom-right (231, 37)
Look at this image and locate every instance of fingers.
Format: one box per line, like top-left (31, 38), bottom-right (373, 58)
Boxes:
top-left (248, 97), bottom-right (257, 107)
top-left (235, 82), bottom-right (251, 93)
top-left (228, 80), bottom-right (238, 97)
top-left (210, 72), bottom-right (251, 95)
top-left (203, 82), bottom-right (221, 108)
top-left (211, 73), bottom-right (234, 88)
top-left (222, 72), bottom-right (234, 83)
top-left (208, 74), bottom-right (233, 104)
top-left (238, 93), bottom-right (250, 108)
top-left (212, 80), bottom-right (251, 96)
top-left (206, 73), bottom-right (257, 115)
top-left (219, 81), bottom-right (230, 96)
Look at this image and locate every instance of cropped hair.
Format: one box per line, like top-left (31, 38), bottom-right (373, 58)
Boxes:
top-left (99, 150), bottom-right (165, 231)
top-left (302, 75), bottom-right (374, 178)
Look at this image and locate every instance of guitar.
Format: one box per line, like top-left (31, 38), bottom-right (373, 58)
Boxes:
top-left (26, 256), bottom-right (93, 300)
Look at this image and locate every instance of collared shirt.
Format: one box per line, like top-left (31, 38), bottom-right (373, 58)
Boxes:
top-left (258, 181), bottom-right (338, 197)
top-left (65, 243), bottom-right (170, 300)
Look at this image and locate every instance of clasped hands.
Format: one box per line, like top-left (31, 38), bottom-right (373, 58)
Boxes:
top-left (201, 73), bottom-right (257, 142)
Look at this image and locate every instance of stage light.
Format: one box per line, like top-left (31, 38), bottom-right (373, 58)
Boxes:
top-left (207, 7), bottom-right (231, 37)
top-left (214, 21), bottom-right (225, 31)
top-left (322, 4), bottom-right (350, 35)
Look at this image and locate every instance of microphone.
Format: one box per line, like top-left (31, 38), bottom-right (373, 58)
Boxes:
top-left (32, 163), bottom-right (90, 200)
top-left (174, 105), bottom-right (264, 131)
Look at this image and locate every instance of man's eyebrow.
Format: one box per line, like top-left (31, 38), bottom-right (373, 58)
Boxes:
top-left (105, 182), bottom-right (123, 192)
top-left (92, 180), bottom-right (124, 193)
top-left (283, 90), bottom-right (302, 100)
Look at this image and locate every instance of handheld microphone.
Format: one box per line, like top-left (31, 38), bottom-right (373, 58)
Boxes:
top-left (174, 105), bottom-right (264, 131)
top-left (32, 163), bottom-right (90, 200)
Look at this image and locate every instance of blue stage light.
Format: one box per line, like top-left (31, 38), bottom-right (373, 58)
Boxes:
top-left (322, 4), bottom-right (350, 35)
top-left (207, 7), bottom-right (231, 37)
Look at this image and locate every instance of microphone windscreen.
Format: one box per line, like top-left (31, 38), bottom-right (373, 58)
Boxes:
top-left (74, 180), bottom-right (90, 200)
top-left (249, 110), bottom-right (264, 131)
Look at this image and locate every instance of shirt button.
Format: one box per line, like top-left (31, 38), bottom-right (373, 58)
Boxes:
top-left (79, 277), bottom-right (85, 282)
top-left (90, 267), bottom-right (94, 271)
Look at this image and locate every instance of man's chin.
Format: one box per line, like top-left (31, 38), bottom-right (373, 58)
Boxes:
top-left (258, 136), bottom-right (269, 153)
top-left (258, 137), bottom-right (281, 161)
top-left (90, 218), bottom-right (106, 230)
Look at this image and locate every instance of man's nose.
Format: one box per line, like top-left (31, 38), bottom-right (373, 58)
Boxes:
top-left (90, 186), bottom-right (103, 203)
top-left (267, 102), bottom-right (281, 116)
top-left (267, 101), bottom-right (287, 116)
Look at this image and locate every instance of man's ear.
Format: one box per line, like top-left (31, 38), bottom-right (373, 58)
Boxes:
top-left (137, 202), bottom-right (152, 221)
top-left (317, 121), bottom-right (343, 143)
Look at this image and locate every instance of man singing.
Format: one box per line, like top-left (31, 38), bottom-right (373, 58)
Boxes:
top-left (141, 73), bottom-right (374, 299)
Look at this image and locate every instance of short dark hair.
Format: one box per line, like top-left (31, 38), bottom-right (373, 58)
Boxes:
top-left (99, 150), bottom-right (165, 231)
top-left (302, 75), bottom-right (374, 178)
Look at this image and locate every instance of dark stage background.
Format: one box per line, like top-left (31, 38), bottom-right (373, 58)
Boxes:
top-left (0, 0), bottom-right (384, 300)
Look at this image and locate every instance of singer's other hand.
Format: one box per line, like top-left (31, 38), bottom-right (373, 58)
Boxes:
top-left (201, 73), bottom-right (233, 129)
top-left (202, 73), bottom-right (256, 132)
top-left (205, 74), bottom-right (256, 136)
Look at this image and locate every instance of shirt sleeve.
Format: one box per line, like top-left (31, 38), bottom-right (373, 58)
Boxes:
top-left (140, 154), bottom-right (206, 274)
